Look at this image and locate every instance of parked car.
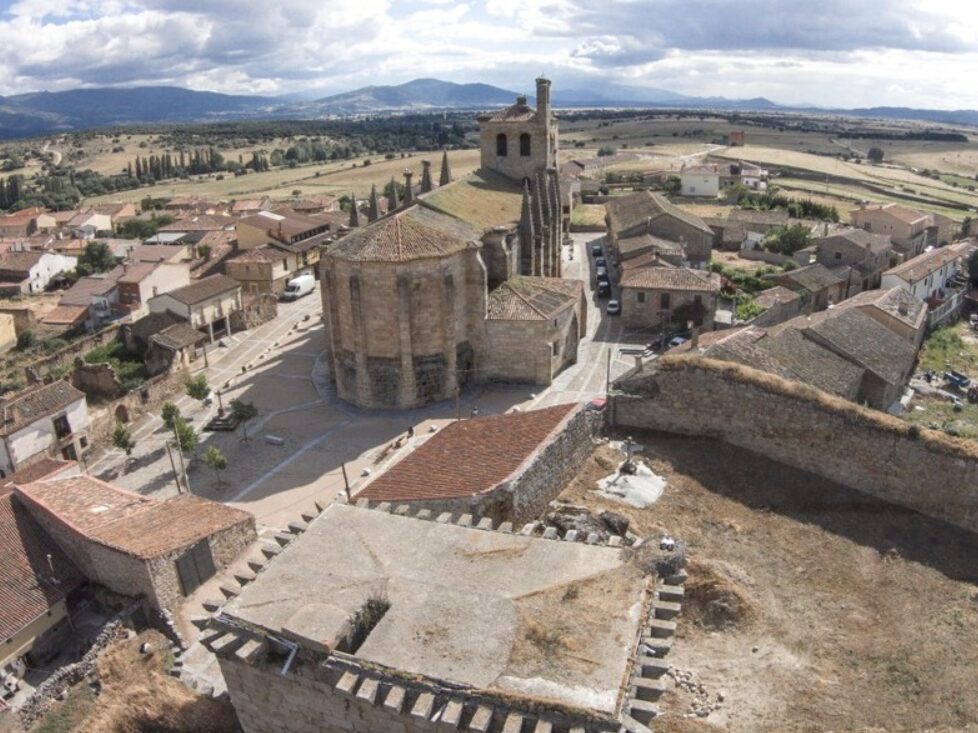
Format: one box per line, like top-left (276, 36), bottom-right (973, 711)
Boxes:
top-left (597, 282), bottom-right (611, 298)
top-left (590, 244), bottom-right (603, 257)
top-left (646, 336), bottom-right (664, 352)
top-left (595, 256), bottom-right (607, 268)
top-left (668, 336), bottom-right (688, 349)
top-left (281, 273), bottom-right (316, 301)
top-left (606, 299), bottom-right (621, 315)
top-left (597, 273), bottom-right (611, 287)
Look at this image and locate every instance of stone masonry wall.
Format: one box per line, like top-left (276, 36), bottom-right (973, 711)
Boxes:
top-left (145, 518), bottom-right (256, 610)
top-left (612, 355), bottom-right (978, 533)
top-left (220, 652), bottom-right (445, 733)
top-left (508, 405), bottom-right (595, 522)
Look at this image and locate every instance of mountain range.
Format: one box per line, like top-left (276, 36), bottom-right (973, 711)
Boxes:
top-left (0, 78), bottom-right (975, 139)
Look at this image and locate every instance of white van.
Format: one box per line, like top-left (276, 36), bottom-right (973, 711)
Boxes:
top-left (281, 274), bottom-right (316, 301)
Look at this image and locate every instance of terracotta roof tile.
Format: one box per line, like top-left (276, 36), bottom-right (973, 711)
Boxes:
top-left (0, 493), bottom-right (83, 641)
top-left (419, 169), bottom-right (524, 231)
top-left (620, 266), bottom-right (721, 292)
top-left (151, 322), bottom-right (206, 351)
top-left (486, 276), bottom-right (583, 320)
top-left (0, 251), bottom-right (44, 275)
top-left (329, 207), bottom-right (479, 263)
top-left (157, 274), bottom-right (239, 305)
top-left (0, 381), bottom-right (86, 436)
top-left (358, 404), bottom-right (579, 503)
top-left (883, 245), bottom-right (969, 284)
top-left (16, 476), bottom-right (253, 560)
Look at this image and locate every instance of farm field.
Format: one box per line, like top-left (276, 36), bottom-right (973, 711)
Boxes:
top-left (777, 177), bottom-right (971, 221)
top-left (84, 149), bottom-right (482, 205)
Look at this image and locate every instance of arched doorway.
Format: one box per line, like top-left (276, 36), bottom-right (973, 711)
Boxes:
top-left (115, 404), bottom-right (131, 423)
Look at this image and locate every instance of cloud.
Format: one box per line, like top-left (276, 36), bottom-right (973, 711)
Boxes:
top-left (0, 0), bottom-right (974, 109)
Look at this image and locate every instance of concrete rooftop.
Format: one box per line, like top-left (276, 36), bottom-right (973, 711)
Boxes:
top-left (222, 503), bottom-right (648, 713)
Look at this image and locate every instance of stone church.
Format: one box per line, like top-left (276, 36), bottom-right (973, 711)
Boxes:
top-left (320, 78), bottom-right (586, 409)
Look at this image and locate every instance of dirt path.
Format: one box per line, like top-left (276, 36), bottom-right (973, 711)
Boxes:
top-left (561, 434), bottom-right (978, 732)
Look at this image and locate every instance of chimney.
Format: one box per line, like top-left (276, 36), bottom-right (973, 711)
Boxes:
top-left (403, 170), bottom-right (414, 205)
top-left (516, 94), bottom-right (528, 106)
top-left (535, 76), bottom-right (551, 120)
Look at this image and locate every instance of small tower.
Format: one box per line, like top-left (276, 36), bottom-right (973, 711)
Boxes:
top-left (348, 193), bottom-right (360, 227)
top-left (387, 176), bottom-right (400, 210)
top-left (420, 160), bottom-right (434, 193)
top-left (439, 150), bottom-right (452, 187)
top-left (368, 184), bottom-right (380, 221)
top-left (476, 76), bottom-right (557, 182)
top-left (403, 170), bottom-right (414, 205)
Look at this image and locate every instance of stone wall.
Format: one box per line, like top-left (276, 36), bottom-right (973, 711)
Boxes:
top-left (612, 355), bottom-right (978, 533)
top-left (145, 518), bottom-right (256, 610)
top-left (367, 405), bottom-right (595, 524)
top-left (231, 293), bottom-right (278, 331)
top-left (85, 367), bottom-right (190, 448)
top-left (24, 323), bottom-right (123, 383)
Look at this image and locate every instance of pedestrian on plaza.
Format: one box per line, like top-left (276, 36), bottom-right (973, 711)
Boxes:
top-left (407, 425), bottom-right (414, 438)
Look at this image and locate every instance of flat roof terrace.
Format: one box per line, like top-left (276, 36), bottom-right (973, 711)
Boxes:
top-left (222, 503), bottom-right (649, 714)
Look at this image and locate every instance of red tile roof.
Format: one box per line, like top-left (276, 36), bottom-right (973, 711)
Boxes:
top-left (158, 274), bottom-right (239, 305)
top-left (0, 493), bottom-right (83, 641)
top-left (620, 266), bottom-right (721, 292)
top-left (329, 207), bottom-right (478, 263)
top-left (358, 403), bottom-right (579, 504)
top-left (16, 476), bottom-right (253, 560)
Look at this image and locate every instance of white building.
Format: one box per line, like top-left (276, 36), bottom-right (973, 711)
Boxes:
top-left (147, 274), bottom-right (242, 342)
top-left (881, 242), bottom-right (976, 329)
top-left (680, 165), bottom-right (720, 197)
top-left (0, 251), bottom-right (77, 294)
top-left (0, 381), bottom-right (91, 474)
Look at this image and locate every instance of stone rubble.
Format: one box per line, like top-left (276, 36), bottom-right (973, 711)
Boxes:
top-left (667, 665), bottom-right (724, 719)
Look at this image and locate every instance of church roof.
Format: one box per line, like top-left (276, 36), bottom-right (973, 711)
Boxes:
top-left (487, 277), bottom-right (582, 320)
top-left (482, 98), bottom-right (537, 123)
top-left (327, 207), bottom-right (479, 263)
top-left (419, 168), bottom-right (525, 231)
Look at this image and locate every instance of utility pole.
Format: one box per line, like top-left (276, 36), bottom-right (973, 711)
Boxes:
top-left (341, 462), bottom-right (351, 502)
top-left (175, 443), bottom-right (191, 495)
top-left (165, 442), bottom-right (182, 494)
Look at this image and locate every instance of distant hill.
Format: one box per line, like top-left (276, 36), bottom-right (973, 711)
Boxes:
top-left (0, 78), bottom-right (975, 139)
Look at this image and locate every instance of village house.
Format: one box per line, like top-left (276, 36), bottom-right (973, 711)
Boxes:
top-left (0, 251), bottom-right (76, 295)
top-left (145, 321), bottom-right (208, 375)
top-left (771, 262), bottom-right (848, 311)
top-left (832, 286), bottom-right (928, 348)
top-left (0, 208), bottom-right (44, 238)
top-left (679, 164), bottom-right (720, 197)
top-left (224, 244), bottom-right (302, 296)
top-left (814, 228), bottom-right (893, 296)
top-left (93, 202), bottom-right (138, 230)
top-left (147, 274), bottom-right (242, 342)
top-left (66, 211), bottom-right (112, 240)
top-left (748, 285), bottom-right (804, 327)
top-left (210, 501), bottom-right (663, 733)
top-left (236, 208), bottom-right (328, 250)
top-left (605, 191), bottom-right (714, 268)
top-left (48, 266), bottom-right (126, 332)
top-left (619, 266), bottom-right (722, 331)
top-left (14, 474), bottom-right (256, 611)
top-left (157, 214), bottom-right (236, 238)
top-left (0, 381), bottom-right (91, 473)
top-left (0, 460), bottom-right (83, 675)
top-left (230, 198), bottom-right (272, 217)
top-left (357, 403), bottom-right (589, 522)
top-left (126, 243), bottom-right (191, 265)
top-left (116, 261), bottom-right (192, 318)
top-left (850, 203), bottom-right (932, 259)
top-left (880, 242), bottom-right (975, 329)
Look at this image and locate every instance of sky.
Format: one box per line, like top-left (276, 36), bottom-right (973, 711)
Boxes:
top-left (0, 0), bottom-right (976, 109)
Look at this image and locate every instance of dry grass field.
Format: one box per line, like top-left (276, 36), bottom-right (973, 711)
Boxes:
top-left (84, 149), bottom-right (482, 205)
top-left (561, 437), bottom-right (978, 733)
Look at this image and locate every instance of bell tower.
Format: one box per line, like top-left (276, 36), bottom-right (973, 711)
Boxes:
top-left (477, 76), bottom-right (557, 182)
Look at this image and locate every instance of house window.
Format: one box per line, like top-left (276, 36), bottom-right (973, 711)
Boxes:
top-left (637, 292), bottom-right (646, 303)
top-left (660, 293), bottom-right (670, 309)
top-left (694, 295), bottom-right (703, 307)
top-left (496, 133), bottom-right (508, 157)
top-left (834, 251), bottom-right (842, 260)
top-left (520, 133), bottom-right (531, 157)
top-left (551, 342), bottom-right (558, 357)
top-left (53, 415), bottom-right (71, 439)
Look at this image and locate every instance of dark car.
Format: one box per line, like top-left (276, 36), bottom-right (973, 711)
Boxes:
top-left (597, 282), bottom-right (611, 298)
top-left (595, 256), bottom-right (607, 268)
top-left (596, 266), bottom-right (608, 279)
top-left (590, 244), bottom-right (603, 257)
